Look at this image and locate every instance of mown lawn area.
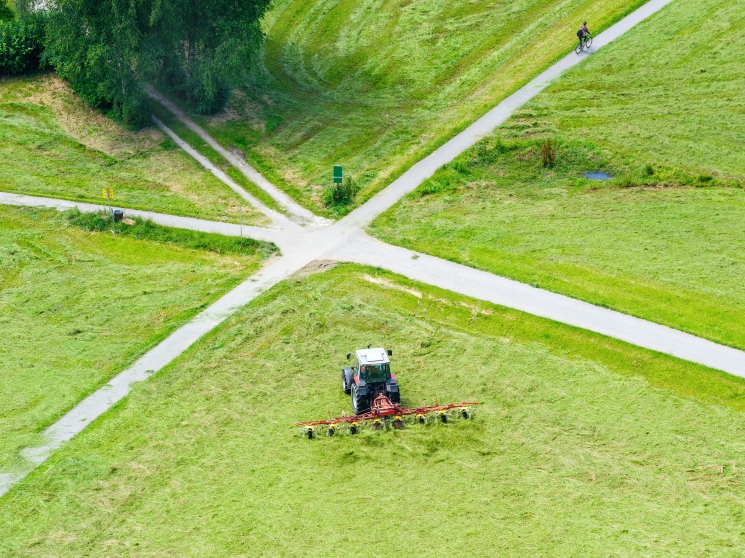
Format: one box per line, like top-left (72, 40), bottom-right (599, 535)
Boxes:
top-left (190, 0), bottom-right (648, 217)
top-left (2, 264), bottom-right (745, 556)
top-left (0, 206), bottom-right (269, 472)
top-left (372, 0), bottom-right (745, 350)
top-left (0, 74), bottom-right (267, 225)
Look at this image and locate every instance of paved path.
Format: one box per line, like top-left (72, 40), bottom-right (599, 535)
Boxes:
top-left (0, 192), bottom-right (290, 246)
top-left (336, 232), bottom-right (745, 377)
top-left (152, 116), bottom-right (295, 231)
top-left (341, 0), bottom-right (677, 228)
top-left (2, 0), bottom-right (711, 498)
top-left (148, 88), bottom-right (329, 229)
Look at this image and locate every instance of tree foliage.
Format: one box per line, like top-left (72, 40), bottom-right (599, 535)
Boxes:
top-left (27, 0), bottom-right (270, 126)
top-left (156, 0), bottom-right (268, 114)
top-left (0, 0), bottom-right (14, 22)
top-left (0, 12), bottom-right (45, 75)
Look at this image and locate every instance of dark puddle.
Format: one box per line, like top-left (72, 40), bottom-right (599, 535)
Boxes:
top-left (584, 172), bottom-right (614, 181)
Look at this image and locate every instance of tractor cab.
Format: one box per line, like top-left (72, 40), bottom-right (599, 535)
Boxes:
top-left (342, 347), bottom-right (400, 414)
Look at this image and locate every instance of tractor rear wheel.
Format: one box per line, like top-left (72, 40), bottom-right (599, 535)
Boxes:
top-left (352, 386), bottom-right (368, 414)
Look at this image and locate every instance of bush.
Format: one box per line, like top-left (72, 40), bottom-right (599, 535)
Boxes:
top-left (0, 13), bottom-right (45, 75)
top-left (323, 176), bottom-right (360, 207)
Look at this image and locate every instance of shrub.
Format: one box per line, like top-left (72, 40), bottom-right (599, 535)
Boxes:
top-left (644, 164), bottom-right (655, 176)
top-left (0, 12), bottom-right (45, 75)
top-left (541, 138), bottom-right (557, 168)
top-left (323, 176), bottom-right (360, 207)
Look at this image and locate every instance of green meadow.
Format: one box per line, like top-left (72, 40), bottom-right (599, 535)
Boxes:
top-left (192, 0), bottom-right (648, 216)
top-left (0, 74), bottom-right (266, 225)
top-left (0, 206), bottom-right (267, 471)
top-left (372, 0), bottom-right (745, 349)
top-left (2, 265), bottom-right (745, 556)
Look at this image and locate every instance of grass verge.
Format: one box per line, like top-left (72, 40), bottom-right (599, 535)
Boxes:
top-left (0, 73), bottom-right (266, 225)
top-left (65, 209), bottom-right (277, 258)
top-left (2, 264), bottom-right (745, 555)
top-left (371, 0), bottom-right (745, 350)
top-left (0, 205), bottom-right (266, 471)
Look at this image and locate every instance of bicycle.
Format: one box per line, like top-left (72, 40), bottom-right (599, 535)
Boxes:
top-left (575, 32), bottom-right (593, 54)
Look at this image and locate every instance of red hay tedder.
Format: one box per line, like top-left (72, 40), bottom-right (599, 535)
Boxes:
top-left (296, 394), bottom-right (479, 438)
top-left (296, 347), bottom-right (479, 439)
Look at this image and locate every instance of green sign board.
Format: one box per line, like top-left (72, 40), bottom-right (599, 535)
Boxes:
top-left (333, 165), bottom-right (343, 184)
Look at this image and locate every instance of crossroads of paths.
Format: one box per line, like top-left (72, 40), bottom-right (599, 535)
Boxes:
top-left (3, 0), bottom-right (712, 498)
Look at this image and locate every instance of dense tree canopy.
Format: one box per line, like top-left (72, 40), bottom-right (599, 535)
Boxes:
top-left (157, 0), bottom-right (268, 114)
top-left (0, 0), bottom-right (14, 22)
top-left (14, 0), bottom-right (271, 126)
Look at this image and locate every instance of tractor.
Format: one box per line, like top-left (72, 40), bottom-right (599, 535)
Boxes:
top-left (341, 347), bottom-right (399, 414)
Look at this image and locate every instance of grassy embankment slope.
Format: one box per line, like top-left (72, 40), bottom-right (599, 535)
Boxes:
top-left (0, 206), bottom-right (269, 472)
top-left (0, 74), bottom-right (267, 225)
top-left (2, 265), bottom-right (745, 555)
top-left (191, 0), bottom-right (648, 216)
top-left (372, 0), bottom-right (745, 350)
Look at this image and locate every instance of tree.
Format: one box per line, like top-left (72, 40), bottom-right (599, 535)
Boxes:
top-left (28, 0), bottom-right (270, 126)
top-left (154, 0), bottom-right (270, 114)
top-left (41, 0), bottom-right (156, 126)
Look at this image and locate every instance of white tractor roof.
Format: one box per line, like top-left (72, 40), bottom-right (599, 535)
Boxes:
top-left (356, 348), bottom-right (389, 366)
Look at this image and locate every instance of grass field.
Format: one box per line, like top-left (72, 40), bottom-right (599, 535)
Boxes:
top-left (0, 205), bottom-right (268, 472)
top-left (371, 0), bottom-right (745, 350)
top-left (2, 264), bottom-right (745, 556)
top-left (189, 0), bottom-right (649, 216)
top-left (0, 74), bottom-right (267, 225)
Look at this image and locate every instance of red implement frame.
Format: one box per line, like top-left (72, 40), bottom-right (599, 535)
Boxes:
top-left (296, 394), bottom-right (479, 437)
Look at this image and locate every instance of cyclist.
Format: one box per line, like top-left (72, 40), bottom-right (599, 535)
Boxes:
top-left (577, 21), bottom-right (590, 48)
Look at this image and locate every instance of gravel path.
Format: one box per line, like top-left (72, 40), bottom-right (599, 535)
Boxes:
top-left (1, 0), bottom-right (698, 498)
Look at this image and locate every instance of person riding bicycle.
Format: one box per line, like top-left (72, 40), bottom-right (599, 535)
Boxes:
top-left (577, 21), bottom-right (590, 47)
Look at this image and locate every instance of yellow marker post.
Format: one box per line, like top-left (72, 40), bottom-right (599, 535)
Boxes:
top-left (101, 187), bottom-right (115, 225)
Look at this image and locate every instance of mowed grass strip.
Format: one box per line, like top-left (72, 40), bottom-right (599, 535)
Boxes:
top-left (0, 74), bottom-right (267, 225)
top-left (0, 206), bottom-right (267, 471)
top-left (196, 0), bottom-right (649, 217)
top-left (371, 0), bottom-right (745, 350)
top-left (2, 264), bottom-right (745, 556)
